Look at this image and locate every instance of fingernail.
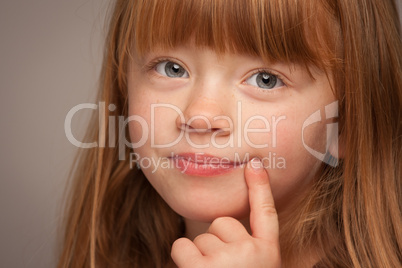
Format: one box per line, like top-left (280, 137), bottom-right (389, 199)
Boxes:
top-left (250, 158), bottom-right (263, 171)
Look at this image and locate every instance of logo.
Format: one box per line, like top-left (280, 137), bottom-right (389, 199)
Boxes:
top-left (301, 101), bottom-right (339, 167)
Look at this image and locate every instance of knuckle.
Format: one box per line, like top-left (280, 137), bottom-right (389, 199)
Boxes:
top-left (211, 216), bottom-right (235, 227)
top-left (171, 238), bottom-right (186, 252)
top-left (193, 233), bottom-right (210, 245)
top-left (241, 239), bottom-right (257, 253)
top-left (209, 217), bottom-right (237, 234)
top-left (260, 203), bottom-right (278, 216)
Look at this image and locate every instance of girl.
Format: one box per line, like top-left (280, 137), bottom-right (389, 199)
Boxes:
top-left (58, 0), bottom-right (402, 267)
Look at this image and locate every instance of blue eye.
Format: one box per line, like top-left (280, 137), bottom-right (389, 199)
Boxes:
top-left (155, 61), bottom-right (189, 78)
top-left (246, 72), bottom-right (284, 90)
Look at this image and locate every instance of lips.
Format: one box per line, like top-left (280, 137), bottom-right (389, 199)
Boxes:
top-left (169, 153), bottom-right (245, 177)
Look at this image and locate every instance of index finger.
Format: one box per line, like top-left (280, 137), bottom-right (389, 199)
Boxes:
top-left (245, 158), bottom-right (279, 240)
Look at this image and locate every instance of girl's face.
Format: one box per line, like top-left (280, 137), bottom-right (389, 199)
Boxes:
top-left (128, 44), bottom-right (336, 222)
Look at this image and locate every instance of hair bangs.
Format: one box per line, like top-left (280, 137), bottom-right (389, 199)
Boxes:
top-left (130, 0), bottom-right (339, 69)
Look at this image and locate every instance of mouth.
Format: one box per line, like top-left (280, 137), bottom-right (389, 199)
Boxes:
top-left (169, 152), bottom-right (246, 177)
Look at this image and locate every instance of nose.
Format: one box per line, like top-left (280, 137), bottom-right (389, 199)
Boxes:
top-left (175, 95), bottom-right (233, 137)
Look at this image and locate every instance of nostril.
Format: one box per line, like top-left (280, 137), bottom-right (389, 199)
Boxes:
top-left (179, 124), bottom-right (233, 134)
top-left (179, 123), bottom-right (212, 133)
top-left (176, 111), bottom-right (233, 136)
top-left (178, 124), bottom-right (191, 131)
top-left (212, 128), bottom-right (231, 136)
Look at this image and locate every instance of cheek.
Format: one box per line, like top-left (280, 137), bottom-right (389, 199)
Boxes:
top-left (128, 100), bottom-right (149, 149)
top-left (272, 117), bottom-right (328, 156)
top-left (128, 91), bottom-right (190, 150)
top-left (258, 118), bottom-right (327, 209)
top-left (127, 93), bottom-right (158, 172)
top-left (128, 98), bottom-right (168, 149)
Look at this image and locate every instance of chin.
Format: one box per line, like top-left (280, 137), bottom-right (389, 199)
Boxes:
top-left (169, 194), bottom-right (250, 223)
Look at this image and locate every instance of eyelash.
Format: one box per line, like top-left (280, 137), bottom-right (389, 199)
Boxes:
top-left (144, 58), bottom-right (184, 74)
top-left (144, 58), bottom-right (288, 92)
top-left (246, 69), bottom-right (287, 89)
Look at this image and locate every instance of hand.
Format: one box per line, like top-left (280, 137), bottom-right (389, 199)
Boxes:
top-left (171, 158), bottom-right (281, 267)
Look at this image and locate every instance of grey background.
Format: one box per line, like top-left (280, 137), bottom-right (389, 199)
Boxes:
top-left (0, 1), bottom-right (401, 267)
top-left (0, 0), bottom-right (107, 267)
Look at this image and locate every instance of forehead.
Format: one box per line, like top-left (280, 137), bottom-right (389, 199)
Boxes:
top-left (129, 0), bottom-right (337, 69)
